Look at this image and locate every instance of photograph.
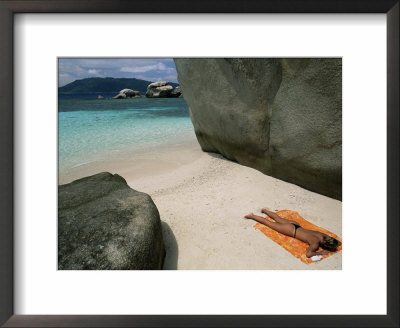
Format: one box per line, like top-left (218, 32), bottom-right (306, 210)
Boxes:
top-left (58, 58), bottom-right (342, 270)
top-left (1, 0), bottom-right (397, 324)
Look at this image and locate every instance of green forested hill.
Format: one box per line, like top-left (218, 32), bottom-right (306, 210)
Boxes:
top-left (59, 77), bottom-right (178, 94)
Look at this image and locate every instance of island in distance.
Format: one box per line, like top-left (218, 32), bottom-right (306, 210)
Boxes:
top-left (58, 77), bottom-right (181, 98)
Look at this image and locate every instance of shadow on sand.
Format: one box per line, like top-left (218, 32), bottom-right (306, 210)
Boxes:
top-left (161, 221), bottom-right (178, 270)
top-left (206, 151), bottom-right (238, 163)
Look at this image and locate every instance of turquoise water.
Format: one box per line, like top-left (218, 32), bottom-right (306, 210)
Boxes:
top-left (58, 96), bottom-right (195, 170)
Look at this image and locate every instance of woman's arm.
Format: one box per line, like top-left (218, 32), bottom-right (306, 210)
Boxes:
top-left (306, 243), bottom-right (321, 258)
top-left (306, 243), bottom-right (330, 257)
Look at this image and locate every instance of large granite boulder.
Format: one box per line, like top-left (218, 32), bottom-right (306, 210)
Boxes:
top-left (145, 81), bottom-right (173, 98)
top-left (58, 172), bottom-right (165, 270)
top-left (174, 58), bottom-right (342, 200)
top-left (113, 89), bottom-right (141, 99)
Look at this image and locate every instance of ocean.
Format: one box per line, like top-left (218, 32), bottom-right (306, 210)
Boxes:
top-left (58, 94), bottom-right (195, 175)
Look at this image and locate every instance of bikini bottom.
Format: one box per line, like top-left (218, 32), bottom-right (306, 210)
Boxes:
top-left (292, 223), bottom-right (301, 238)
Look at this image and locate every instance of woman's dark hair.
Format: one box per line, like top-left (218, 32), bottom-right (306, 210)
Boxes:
top-left (321, 236), bottom-right (341, 251)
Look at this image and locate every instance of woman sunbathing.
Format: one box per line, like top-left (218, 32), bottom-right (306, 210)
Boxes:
top-left (244, 209), bottom-right (341, 258)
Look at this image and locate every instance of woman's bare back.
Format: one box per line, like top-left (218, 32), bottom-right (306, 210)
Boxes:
top-left (294, 227), bottom-right (324, 245)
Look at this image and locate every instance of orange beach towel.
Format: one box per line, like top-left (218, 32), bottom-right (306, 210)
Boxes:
top-left (254, 210), bottom-right (342, 264)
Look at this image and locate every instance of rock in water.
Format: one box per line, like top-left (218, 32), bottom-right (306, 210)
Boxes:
top-left (113, 89), bottom-right (141, 99)
top-left (171, 86), bottom-right (182, 97)
top-left (174, 58), bottom-right (342, 200)
top-left (97, 95), bottom-right (104, 99)
top-left (113, 93), bottom-right (127, 99)
top-left (145, 81), bottom-right (173, 98)
top-left (58, 172), bottom-right (165, 270)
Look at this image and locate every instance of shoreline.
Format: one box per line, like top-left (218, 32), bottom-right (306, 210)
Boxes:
top-left (58, 135), bottom-right (201, 185)
top-left (59, 139), bottom-right (342, 270)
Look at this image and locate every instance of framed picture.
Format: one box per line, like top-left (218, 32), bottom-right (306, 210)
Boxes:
top-left (1, 0), bottom-right (398, 327)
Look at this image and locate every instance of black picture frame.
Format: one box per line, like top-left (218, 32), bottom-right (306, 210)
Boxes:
top-left (0, 1), bottom-right (398, 327)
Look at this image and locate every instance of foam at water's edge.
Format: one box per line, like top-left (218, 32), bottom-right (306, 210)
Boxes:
top-left (71, 160), bottom-right (96, 168)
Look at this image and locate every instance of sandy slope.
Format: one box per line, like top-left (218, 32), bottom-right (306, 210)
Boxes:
top-left (126, 142), bottom-right (343, 270)
top-left (60, 139), bottom-right (342, 270)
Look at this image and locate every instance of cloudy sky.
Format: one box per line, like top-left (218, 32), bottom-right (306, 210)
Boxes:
top-left (58, 58), bottom-right (178, 86)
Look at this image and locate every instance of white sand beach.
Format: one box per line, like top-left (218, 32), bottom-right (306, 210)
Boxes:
top-left (59, 138), bottom-right (342, 270)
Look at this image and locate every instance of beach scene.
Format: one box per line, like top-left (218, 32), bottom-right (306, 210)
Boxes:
top-left (58, 58), bottom-right (342, 270)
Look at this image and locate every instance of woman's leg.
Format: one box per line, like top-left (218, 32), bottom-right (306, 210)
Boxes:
top-left (244, 213), bottom-right (295, 237)
top-left (261, 208), bottom-right (298, 225)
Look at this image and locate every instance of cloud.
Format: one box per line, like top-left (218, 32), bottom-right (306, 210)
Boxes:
top-left (58, 58), bottom-right (178, 86)
top-left (120, 63), bottom-right (169, 73)
top-left (135, 74), bottom-right (178, 83)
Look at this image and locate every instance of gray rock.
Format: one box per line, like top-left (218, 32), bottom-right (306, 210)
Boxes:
top-left (174, 58), bottom-right (342, 200)
top-left (58, 172), bottom-right (165, 270)
top-left (148, 81), bottom-right (168, 88)
top-left (145, 81), bottom-right (173, 98)
top-left (171, 86), bottom-right (182, 97)
top-left (113, 89), bottom-right (140, 99)
top-left (113, 93), bottom-right (127, 99)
